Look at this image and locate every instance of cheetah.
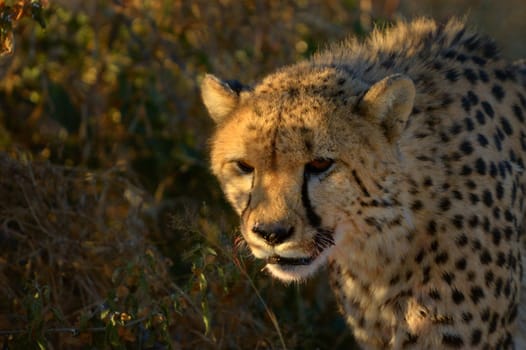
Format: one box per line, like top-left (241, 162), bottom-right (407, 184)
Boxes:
top-left (201, 19), bottom-right (526, 349)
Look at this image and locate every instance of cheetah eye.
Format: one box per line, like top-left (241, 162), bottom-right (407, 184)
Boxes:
top-left (305, 158), bottom-right (334, 175)
top-left (235, 160), bottom-right (254, 174)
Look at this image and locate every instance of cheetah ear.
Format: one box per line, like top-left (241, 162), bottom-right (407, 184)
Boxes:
top-left (201, 74), bottom-right (249, 123)
top-left (358, 74), bottom-right (415, 141)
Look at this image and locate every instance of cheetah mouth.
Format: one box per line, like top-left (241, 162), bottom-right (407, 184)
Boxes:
top-left (266, 255), bottom-right (314, 266)
top-left (264, 229), bottom-right (335, 267)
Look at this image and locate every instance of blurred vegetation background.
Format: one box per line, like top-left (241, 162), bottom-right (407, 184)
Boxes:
top-left (0, 0), bottom-right (525, 349)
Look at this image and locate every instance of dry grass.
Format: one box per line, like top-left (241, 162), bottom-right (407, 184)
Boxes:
top-left (0, 151), bottom-right (176, 347)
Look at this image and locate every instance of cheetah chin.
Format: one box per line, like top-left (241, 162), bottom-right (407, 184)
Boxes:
top-left (263, 249), bottom-right (332, 282)
top-left (258, 228), bottom-right (338, 282)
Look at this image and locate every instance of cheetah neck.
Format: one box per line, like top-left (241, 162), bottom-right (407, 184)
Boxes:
top-left (327, 175), bottom-right (431, 347)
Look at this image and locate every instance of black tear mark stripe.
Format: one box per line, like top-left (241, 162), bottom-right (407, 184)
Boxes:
top-left (302, 174), bottom-right (322, 227)
top-left (241, 176), bottom-right (255, 220)
top-left (352, 170), bottom-right (371, 197)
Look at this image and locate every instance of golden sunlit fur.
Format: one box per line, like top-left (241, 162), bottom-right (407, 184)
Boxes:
top-left (202, 18), bottom-right (526, 349)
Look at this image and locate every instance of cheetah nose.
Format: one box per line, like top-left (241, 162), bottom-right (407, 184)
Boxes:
top-left (252, 222), bottom-right (294, 246)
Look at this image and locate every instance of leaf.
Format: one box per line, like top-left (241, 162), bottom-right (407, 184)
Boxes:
top-left (0, 31), bottom-right (14, 56)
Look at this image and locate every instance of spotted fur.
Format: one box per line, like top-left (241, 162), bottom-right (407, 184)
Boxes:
top-left (201, 18), bottom-right (526, 349)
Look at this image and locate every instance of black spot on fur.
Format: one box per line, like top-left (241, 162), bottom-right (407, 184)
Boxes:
top-left (455, 257), bottom-right (467, 270)
top-left (442, 333), bottom-right (464, 348)
top-left (429, 289), bottom-right (441, 300)
top-left (411, 200), bottom-right (423, 211)
top-left (489, 162), bottom-right (498, 177)
top-left (451, 215), bottom-right (463, 229)
top-left (482, 41), bottom-right (499, 59)
top-left (496, 251), bottom-right (506, 267)
top-left (481, 307), bottom-right (491, 322)
top-left (455, 233), bottom-right (468, 247)
top-left (485, 270), bottom-right (494, 287)
top-left (463, 35), bottom-right (480, 51)
top-left (452, 190), bottom-right (463, 200)
top-left (439, 197), bottom-right (452, 211)
top-left (402, 332), bottom-right (419, 346)
top-left (482, 190), bottom-right (493, 207)
top-left (503, 210), bottom-right (514, 224)
top-left (423, 177), bottom-right (433, 187)
top-left (500, 117), bottom-right (513, 135)
top-left (432, 61), bottom-right (443, 70)
top-left (477, 134), bottom-right (488, 147)
top-left (463, 68), bottom-right (478, 84)
top-left (489, 312), bottom-right (499, 334)
top-left (459, 141), bottom-right (474, 155)
top-left (381, 56), bottom-right (395, 69)
top-left (481, 101), bottom-right (494, 118)
top-left (492, 207), bottom-right (500, 220)
top-left (462, 312), bottom-right (473, 323)
top-left (475, 110), bottom-right (485, 125)
top-left (456, 54), bottom-right (467, 62)
top-left (389, 275), bottom-right (400, 285)
top-left (422, 267), bottom-right (431, 285)
top-left (470, 329), bottom-right (482, 346)
top-left (464, 117), bottom-right (475, 131)
top-left (494, 69), bottom-right (508, 81)
top-left (468, 215), bottom-right (479, 227)
top-left (442, 271), bottom-right (455, 285)
top-left (445, 69), bottom-right (460, 81)
top-left (470, 286), bottom-right (485, 304)
top-left (480, 249), bottom-right (492, 264)
top-left (435, 251), bottom-right (449, 264)
top-left (465, 179), bottom-right (477, 190)
top-left (512, 105), bottom-right (524, 123)
top-left (504, 226), bottom-right (522, 241)
top-left (472, 56), bottom-right (487, 66)
top-left (475, 158), bottom-right (486, 175)
top-left (467, 91), bottom-right (479, 104)
top-left (479, 69), bottom-right (489, 82)
top-left (492, 228), bottom-right (501, 246)
top-left (461, 97), bottom-right (471, 112)
top-left (450, 123), bottom-right (462, 135)
top-left (443, 50), bottom-right (456, 59)
top-left (451, 289), bottom-right (465, 304)
top-left (415, 249), bottom-right (426, 263)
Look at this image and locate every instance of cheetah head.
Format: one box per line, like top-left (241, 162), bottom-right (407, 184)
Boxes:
top-left (201, 66), bottom-right (415, 282)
